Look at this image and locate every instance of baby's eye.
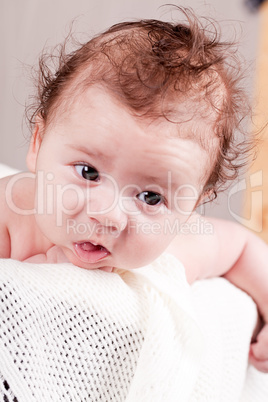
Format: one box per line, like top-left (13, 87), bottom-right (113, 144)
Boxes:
top-left (74, 165), bottom-right (100, 181)
top-left (137, 191), bottom-right (164, 206)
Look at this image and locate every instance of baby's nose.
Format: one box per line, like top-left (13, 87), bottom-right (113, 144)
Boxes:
top-left (86, 186), bottom-right (128, 233)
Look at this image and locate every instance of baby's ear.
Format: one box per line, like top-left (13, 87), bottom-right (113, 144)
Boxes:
top-left (26, 116), bottom-right (45, 172)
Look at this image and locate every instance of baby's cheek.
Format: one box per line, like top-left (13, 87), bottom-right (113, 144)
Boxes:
top-left (135, 215), bottom-right (177, 251)
top-left (59, 186), bottom-right (85, 215)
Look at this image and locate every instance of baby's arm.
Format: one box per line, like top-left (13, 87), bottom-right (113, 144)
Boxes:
top-left (24, 246), bottom-right (69, 264)
top-left (219, 223), bottom-right (268, 372)
top-left (167, 214), bottom-right (268, 372)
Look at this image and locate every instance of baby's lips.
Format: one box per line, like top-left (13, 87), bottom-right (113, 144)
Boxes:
top-left (74, 241), bottom-right (110, 263)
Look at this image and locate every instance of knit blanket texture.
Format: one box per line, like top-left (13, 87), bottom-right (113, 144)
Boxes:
top-left (0, 254), bottom-right (268, 401)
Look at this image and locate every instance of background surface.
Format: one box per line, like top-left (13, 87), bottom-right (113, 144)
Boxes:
top-left (0, 0), bottom-right (260, 220)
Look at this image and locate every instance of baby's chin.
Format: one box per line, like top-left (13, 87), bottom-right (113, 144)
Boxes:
top-left (61, 246), bottom-right (114, 272)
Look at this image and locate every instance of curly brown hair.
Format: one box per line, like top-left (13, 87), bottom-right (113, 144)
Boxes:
top-left (27, 7), bottom-right (255, 201)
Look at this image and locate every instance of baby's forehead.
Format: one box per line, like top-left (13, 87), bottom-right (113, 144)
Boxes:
top-left (152, 89), bottom-right (221, 150)
top-left (54, 79), bottom-right (221, 158)
top-left (47, 65), bottom-right (222, 166)
top-left (150, 96), bottom-right (221, 183)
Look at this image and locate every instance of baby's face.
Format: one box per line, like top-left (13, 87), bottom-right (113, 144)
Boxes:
top-left (28, 86), bottom-right (210, 270)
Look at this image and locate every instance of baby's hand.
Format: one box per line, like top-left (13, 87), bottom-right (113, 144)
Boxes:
top-left (45, 246), bottom-right (70, 263)
top-left (24, 246), bottom-right (69, 264)
top-left (249, 322), bottom-right (268, 372)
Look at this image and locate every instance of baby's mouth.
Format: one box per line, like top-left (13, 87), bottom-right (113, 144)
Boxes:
top-left (73, 241), bottom-right (110, 263)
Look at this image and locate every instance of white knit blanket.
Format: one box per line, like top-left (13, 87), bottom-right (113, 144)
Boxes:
top-left (0, 255), bottom-right (268, 402)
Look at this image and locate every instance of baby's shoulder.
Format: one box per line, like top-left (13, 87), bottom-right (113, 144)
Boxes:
top-left (0, 173), bottom-right (36, 259)
top-left (0, 173), bottom-right (36, 234)
top-left (0, 172), bottom-right (35, 211)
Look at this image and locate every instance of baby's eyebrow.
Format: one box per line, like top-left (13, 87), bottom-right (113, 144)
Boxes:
top-left (143, 174), bottom-right (176, 192)
top-left (66, 144), bottom-right (110, 162)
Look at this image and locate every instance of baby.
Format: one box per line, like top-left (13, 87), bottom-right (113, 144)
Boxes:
top-left (1, 7), bottom-right (268, 372)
